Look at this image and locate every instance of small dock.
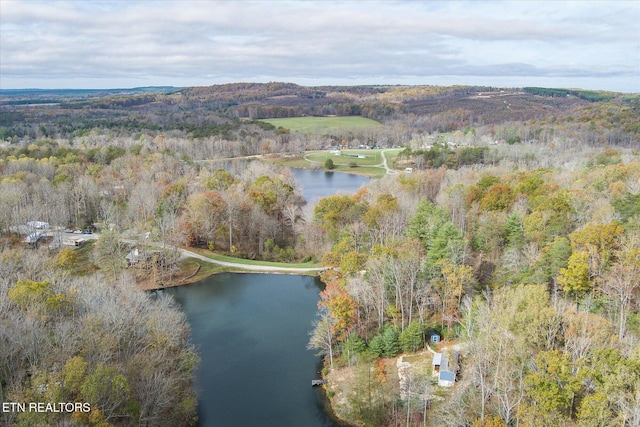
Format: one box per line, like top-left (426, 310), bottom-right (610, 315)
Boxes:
top-left (311, 380), bottom-right (328, 386)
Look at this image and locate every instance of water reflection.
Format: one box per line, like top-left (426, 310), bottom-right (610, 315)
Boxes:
top-left (289, 168), bottom-right (370, 204)
top-left (167, 274), bottom-right (335, 427)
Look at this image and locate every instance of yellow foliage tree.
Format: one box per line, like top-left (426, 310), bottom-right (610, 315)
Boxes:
top-left (56, 247), bottom-right (78, 270)
top-left (558, 251), bottom-right (591, 300)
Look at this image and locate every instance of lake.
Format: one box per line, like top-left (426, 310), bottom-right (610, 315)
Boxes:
top-left (166, 274), bottom-right (338, 427)
top-left (165, 166), bottom-right (369, 426)
top-left (289, 168), bottom-right (371, 203)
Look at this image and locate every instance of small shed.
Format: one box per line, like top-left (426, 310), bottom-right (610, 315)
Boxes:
top-left (427, 329), bottom-right (442, 344)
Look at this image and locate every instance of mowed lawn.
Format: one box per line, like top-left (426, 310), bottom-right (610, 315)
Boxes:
top-left (300, 148), bottom-right (403, 178)
top-left (260, 116), bottom-right (381, 133)
top-left (306, 149), bottom-right (384, 166)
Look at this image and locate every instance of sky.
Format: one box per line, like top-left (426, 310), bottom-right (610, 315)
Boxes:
top-left (1, 0), bottom-right (639, 92)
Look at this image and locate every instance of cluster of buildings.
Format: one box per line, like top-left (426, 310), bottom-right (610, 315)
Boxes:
top-left (427, 330), bottom-right (461, 387)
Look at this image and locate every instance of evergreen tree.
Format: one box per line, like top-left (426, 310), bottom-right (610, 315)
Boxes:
top-left (342, 333), bottom-right (366, 365)
top-left (504, 212), bottom-right (525, 249)
top-left (428, 221), bottom-right (464, 267)
top-left (382, 327), bottom-right (400, 358)
top-left (369, 333), bottom-right (385, 358)
top-left (399, 320), bottom-right (424, 352)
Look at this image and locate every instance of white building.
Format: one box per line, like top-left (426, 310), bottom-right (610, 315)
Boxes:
top-left (27, 221), bottom-right (49, 230)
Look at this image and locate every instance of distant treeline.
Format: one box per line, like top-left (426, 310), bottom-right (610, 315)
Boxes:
top-left (524, 87), bottom-right (615, 102)
top-left (0, 86), bottom-right (178, 98)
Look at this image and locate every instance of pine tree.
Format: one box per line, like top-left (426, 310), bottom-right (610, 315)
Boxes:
top-left (399, 320), bottom-right (424, 352)
top-left (382, 327), bottom-right (400, 358)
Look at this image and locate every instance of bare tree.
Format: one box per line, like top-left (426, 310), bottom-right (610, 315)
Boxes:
top-left (307, 311), bottom-right (334, 370)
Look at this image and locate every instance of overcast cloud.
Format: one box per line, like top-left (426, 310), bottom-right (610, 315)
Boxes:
top-left (1, 0), bottom-right (638, 91)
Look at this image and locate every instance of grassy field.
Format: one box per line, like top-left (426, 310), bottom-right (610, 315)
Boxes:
top-left (271, 156), bottom-right (387, 178)
top-left (260, 116), bottom-right (381, 133)
top-left (177, 258), bottom-right (243, 283)
top-left (313, 148), bottom-right (402, 174)
top-left (268, 148), bottom-right (403, 178)
top-left (307, 149), bottom-right (384, 166)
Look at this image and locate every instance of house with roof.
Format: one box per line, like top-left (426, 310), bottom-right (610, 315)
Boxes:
top-left (126, 248), bottom-right (147, 266)
top-left (27, 221), bottom-right (49, 230)
top-left (126, 248), bottom-right (161, 267)
top-left (432, 349), bottom-right (460, 387)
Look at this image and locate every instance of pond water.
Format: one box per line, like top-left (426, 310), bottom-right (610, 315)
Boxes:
top-left (289, 168), bottom-right (371, 203)
top-left (166, 274), bottom-right (338, 427)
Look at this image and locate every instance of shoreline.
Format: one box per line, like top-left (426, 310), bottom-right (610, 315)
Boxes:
top-left (138, 267), bottom-right (321, 291)
top-left (135, 245), bottom-right (325, 291)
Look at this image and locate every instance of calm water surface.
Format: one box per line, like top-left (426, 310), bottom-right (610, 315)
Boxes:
top-left (290, 168), bottom-right (371, 203)
top-left (166, 274), bottom-right (336, 427)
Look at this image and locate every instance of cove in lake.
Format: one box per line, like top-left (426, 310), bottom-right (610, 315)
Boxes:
top-left (166, 273), bottom-right (339, 427)
top-left (210, 158), bottom-right (371, 204)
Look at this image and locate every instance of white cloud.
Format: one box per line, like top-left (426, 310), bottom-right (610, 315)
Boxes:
top-left (1, 0), bottom-right (638, 91)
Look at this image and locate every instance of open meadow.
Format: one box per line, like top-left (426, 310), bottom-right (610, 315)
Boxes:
top-left (259, 116), bottom-right (381, 133)
top-left (272, 148), bottom-right (403, 178)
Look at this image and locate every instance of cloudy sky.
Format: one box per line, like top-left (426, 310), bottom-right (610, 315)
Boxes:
top-left (1, 0), bottom-right (638, 91)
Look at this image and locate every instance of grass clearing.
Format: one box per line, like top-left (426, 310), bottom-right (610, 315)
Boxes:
top-left (276, 156), bottom-right (311, 169)
top-left (266, 155), bottom-right (387, 178)
top-left (307, 149), bottom-right (383, 166)
top-left (260, 116), bottom-right (381, 133)
top-left (267, 148), bottom-right (404, 178)
top-left (402, 352), bottom-right (434, 377)
top-left (382, 148), bottom-right (403, 166)
top-left (178, 258), bottom-right (236, 281)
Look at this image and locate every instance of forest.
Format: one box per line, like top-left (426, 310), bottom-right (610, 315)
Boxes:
top-left (0, 83), bottom-right (639, 426)
top-left (309, 151), bottom-right (640, 426)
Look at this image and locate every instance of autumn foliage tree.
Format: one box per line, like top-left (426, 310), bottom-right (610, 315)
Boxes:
top-left (318, 280), bottom-right (358, 342)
